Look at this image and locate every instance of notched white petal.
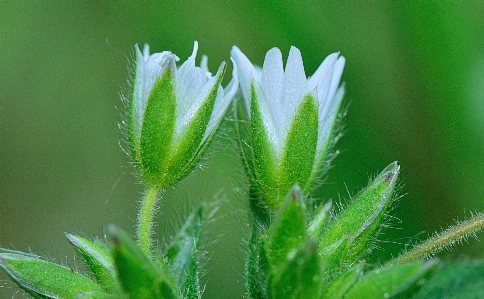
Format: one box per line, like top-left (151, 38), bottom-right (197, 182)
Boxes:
top-left (231, 46), bottom-right (259, 110)
top-left (261, 47), bottom-right (284, 109)
top-left (282, 46), bottom-right (307, 124)
top-left (311, 55), bottom-right (337, 107)
top-left (326, 56), bottom-right (346, 107)
top-left (200, 55), bottom-right (212, 78)
top-left (142, 44), bottom-right (150, 61)
top-left (316, 84), bottom-right (345, 156)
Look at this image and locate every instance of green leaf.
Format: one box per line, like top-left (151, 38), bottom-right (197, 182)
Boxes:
top-left (250, 83), bottom-right (279, 208)
top-left (268, 185), bottom-right (307, 270)
top-left (280, 94), bottom-right (318, 198)
top-left (0, 252), bottom-right (103, 299)
top-left (412, 261), bottom-right (484, 299)
top-left (109, 226), bottom-right (179, 299)
top-left (270, 239), bottom-right (323, 299)
top-left (165, 206), bottom-right (204, 299)
top-left (164, 64), bottom-right (226, 187)
top-left (320, 162), bottom-right (399, 263)
top-left (139, 65), bottom-right (176, 187)
top-left (344, 260), bottom-right (438, 299)
top-left (65, 233), bottom-right (117, 292)
top-left (321, 262), bottom-right (363, 299)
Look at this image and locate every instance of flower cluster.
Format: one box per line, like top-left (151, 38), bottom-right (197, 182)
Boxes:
top-left (129, 42), bottom-right (346, 208)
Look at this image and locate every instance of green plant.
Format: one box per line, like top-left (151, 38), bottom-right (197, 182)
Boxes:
top-left (1, 42), bottom-right (484, 299)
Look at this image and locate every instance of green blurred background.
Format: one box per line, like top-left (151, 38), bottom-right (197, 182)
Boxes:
top-left (1, 1), bottom-right (484, 298)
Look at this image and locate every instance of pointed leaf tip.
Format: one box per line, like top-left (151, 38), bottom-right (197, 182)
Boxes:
top-left (65, 232), bottom-right (117, 292)
top-left (320, 162), bottom-right (400, 264)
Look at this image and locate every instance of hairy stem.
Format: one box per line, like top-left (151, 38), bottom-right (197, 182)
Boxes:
top-left (137, 185), bottom-right (159, 256)
top-left (390, 213), bottom-right (484, 265)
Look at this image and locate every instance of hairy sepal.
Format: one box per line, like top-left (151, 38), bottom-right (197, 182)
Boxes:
top-left (279, 94), bottom-right (318, 201)
top-left (66, 233), bottom-right (117, 293)
top-left (108, 226), bottom-right (179, 299)
top-left (320, 162), bottom-right (399, 264)
top-left (138, 66), bottom-right (176, 187)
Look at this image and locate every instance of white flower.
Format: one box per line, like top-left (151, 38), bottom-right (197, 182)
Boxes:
top-left (231, 46), bottom-right (345, 207)
top-left (129, 41), bottom-right (238, 188)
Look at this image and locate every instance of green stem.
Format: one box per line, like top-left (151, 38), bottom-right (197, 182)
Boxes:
top-left (137, 185), bottom-right (159, 256)
top-left (390, 213), bottom-right (484, 265)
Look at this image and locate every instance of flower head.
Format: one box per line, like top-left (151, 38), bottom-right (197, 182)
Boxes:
top-left (232, 46), bottom-right (345, 208)
top-left (129, 41), bottom-right (238, 188)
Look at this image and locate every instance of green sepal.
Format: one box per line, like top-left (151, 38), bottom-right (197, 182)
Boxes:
top-left (270, 239), bottom-right (323, 299)
top-left (320, 262), bottom-right (363, 299)
top-left (108, 226), bottom-right (179, 299)
top-left (65, 233), bottom-right (117, 292)
top-left (320, 162), bottom-right (399, 263)
top-left (0, 252), bottom-right (103, 299)
top-left (139, 65), bottom-right (176, 187)
top-left (344, 260), bottom-right (438, 299)
top-left (250, 83), bottom-right (278, 208)
top-left (307, 199), bottom-right (332, 238)
top-left (246, 225), bottom-right (270, 299)
top-left (307, 85), bottom-right (345, 188)
top-left (164, 64), bottom-right (226, 187)
top-left (234, 93), bottom-right (255, 189)
top-left (280, 94), bottom-right (318, 199)
top-left (165, 206), bottom-right (204, 299)
top-left (268, 185), bottom-right (307, 270)
top-left (127, 54), bottom-right (143, 167)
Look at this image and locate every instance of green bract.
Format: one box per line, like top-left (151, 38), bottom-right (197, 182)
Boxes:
top-left (129, 42), bottom-right (238, 188)
top-left (232, 46), bottom-right (345, 208)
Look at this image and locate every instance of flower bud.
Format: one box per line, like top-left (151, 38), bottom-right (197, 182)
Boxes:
top-left (232, 46), bottom-right (345, 208)
top-left (129, 42), bottom-right (238, 188)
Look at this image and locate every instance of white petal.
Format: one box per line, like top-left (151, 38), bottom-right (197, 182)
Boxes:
top-left (316, 85), bottom-right (345, 156)
top-left (281, 46), bottom-right (307, 125)
top-left (258, 48), bottom-right (285, 159)
top-left (231, 46), bottom-right (259, 111)
top-left (142, 44), bottom-right (150, 61)
top-left (326, 56), bottom-right (346, 110)
top-left (308, 52), bottom-right (338, 99)
top-left (202, 59), bottom-right (236, 143)
top-left (224, 57), bottom-right (239, 104)
top-left (174, 42), bottom-right (209, 143)
top-left (200, 55), bottom-right (212, 78)
top-left (317, 56), bottom-right (345, 125)
top-left (261, 48), bottom-right (284, 110)
top-left (202, 62), bottom-right (233, 143)
top-left (256, 81), bottom-right (282, 160)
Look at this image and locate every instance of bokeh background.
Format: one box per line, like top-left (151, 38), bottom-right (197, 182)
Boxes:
top-left (1, 2), bottom-right (484, 298)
